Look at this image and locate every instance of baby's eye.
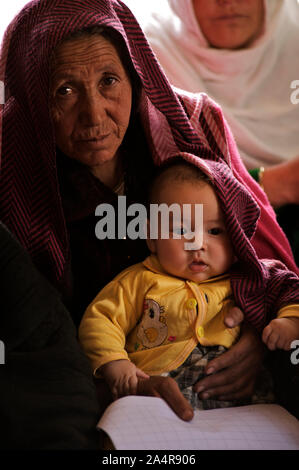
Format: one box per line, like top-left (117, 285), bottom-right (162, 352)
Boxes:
top-left (172, 227), bottom-right (188, 236)
top-left (208, 227), bottom-right (223, 235)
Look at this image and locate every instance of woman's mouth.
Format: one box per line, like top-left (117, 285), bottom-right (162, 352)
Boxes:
top-left (215, 14), bottom-right (247, 21)
top-left (78, 134), bottom-right (110, 142)
top-left (76, 134), bottom-right (110, 148)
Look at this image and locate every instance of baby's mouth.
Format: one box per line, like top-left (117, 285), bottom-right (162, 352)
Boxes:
top-left (189, 261), bottom-right (208, 273)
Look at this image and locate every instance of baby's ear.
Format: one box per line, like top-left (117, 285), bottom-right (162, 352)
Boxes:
top-left (146, 219), bottom-right (156, 253)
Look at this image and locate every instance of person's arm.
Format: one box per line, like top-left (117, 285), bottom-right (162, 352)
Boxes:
top-left (262, 261), bottom-right (299, 351)
top-left (262, 157), bottom-right (299, 208)
top-left (262, 315), bottom-right (299, 351)
top-left (78, 279), bottom-right (141, 374)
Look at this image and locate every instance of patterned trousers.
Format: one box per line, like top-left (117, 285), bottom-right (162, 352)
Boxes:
top-left (167, 344), bottom-right (275, 410)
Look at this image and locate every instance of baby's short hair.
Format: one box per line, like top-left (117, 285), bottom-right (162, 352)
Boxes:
top-left (148, 157), bottom-right (212, 206)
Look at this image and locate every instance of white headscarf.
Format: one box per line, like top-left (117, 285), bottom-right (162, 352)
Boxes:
top-left (143, 0), bottom-right (299, 168)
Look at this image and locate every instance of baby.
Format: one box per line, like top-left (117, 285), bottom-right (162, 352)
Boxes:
top-left (79, 158), bottom-right (299, 406)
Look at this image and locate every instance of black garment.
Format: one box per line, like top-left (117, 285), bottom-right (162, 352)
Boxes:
top-left (56, 121), bottom-right (155, 327)
top-left (276, 204), bottom-right (299, 267)
top-left (269, 350), bottom-right (299, 419)
top-left (0, 223), bottom-right (100, 449)
top-left (58, 155), bottom-right (152, 326)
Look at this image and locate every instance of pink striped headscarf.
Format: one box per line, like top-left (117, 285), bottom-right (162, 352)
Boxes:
top-left (0, 0), bottom-right (216, 285)
top-left (0, 0), bottom-right (297, 301)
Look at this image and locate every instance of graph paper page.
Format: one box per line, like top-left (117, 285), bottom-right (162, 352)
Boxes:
top-left (97, 396), bottom-right (299, 450)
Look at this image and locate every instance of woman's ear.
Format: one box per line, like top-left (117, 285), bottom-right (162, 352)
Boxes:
top-left (146, 219), bottom-right (157, 253)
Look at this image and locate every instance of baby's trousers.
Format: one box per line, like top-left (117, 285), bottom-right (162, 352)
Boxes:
top-left (167, 344), bottom-right (275, 410)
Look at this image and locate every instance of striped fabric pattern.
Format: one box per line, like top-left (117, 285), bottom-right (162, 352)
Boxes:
top-left (207, 160), bottom-right (299, 330)
top-left (0, 0), bottom-right (231, 287)
top-left (0, 0), bottom-right (298, 330)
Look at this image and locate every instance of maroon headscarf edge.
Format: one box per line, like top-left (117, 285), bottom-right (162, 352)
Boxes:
top-left (0, 0), bottom-right (228, 289)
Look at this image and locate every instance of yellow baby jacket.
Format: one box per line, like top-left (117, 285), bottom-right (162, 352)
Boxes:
top-left (79, 255), bottom-right (240, 376)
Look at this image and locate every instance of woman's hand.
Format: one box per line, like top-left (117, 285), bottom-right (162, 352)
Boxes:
top-left (262, 156), bottom-right (299, 208)
top-left (96, 368), bottom-right (194, 422)
top-left (193, 308), bottom-right (265, 401)
top-left (137, 375), bottom-right (194, 421)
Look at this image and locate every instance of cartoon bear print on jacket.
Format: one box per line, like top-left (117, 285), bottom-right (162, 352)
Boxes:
top-left (137, 299), bottom-right (168, 348)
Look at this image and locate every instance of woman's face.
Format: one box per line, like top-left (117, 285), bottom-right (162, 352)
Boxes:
top-left (50, 34), bottom-right (132, 180)
top-left (193, 0), bottom-right (264, 49)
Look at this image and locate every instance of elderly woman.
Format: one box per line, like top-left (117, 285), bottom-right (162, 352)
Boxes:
top-left (0, 0), bottom-right (298, 448)
top-left (142, 0), bottom-right (299, 264)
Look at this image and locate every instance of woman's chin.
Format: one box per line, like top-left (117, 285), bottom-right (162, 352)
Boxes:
top-left (68, 149), bottom-right (119, 169)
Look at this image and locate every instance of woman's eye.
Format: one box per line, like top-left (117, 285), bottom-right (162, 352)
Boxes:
top-left (208, 227), bottom-right (223, 235)
top-left (101, 76), bottom-right (117, 87)
top-left (56, 86), bottom-right (72, 96)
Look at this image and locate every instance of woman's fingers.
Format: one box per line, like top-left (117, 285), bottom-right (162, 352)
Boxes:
top-left (137, 376), bottom-right (194, 421)
top-left (193, 323), bottom-right (264, 399)
top-left (223, 306), bottom-right (244, 328)
top-left (136, 367), bottom-right (150, 379)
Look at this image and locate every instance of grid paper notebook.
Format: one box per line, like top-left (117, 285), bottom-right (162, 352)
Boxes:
top-left (97, 396), bottom-right (299, 450)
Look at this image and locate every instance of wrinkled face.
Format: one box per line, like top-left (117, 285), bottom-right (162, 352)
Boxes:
top-left (147, 180), bottom-right (235, 283)
top-left (50, 35), bottom-right (132, 176)
top-left (193, 0), bottom-right (264, 49)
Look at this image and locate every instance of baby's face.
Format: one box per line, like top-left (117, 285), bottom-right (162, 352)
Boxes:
top-left (147, 180), bottom-right (235, 283)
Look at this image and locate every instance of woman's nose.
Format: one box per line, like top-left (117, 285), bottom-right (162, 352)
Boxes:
top-left (79, 90), bottom-right (107, 126)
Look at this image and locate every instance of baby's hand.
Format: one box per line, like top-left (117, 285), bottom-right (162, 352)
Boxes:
top-left (100, 359), bottom-right (149, 400)
top-left (262, 317), bottom-right (299, 351)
